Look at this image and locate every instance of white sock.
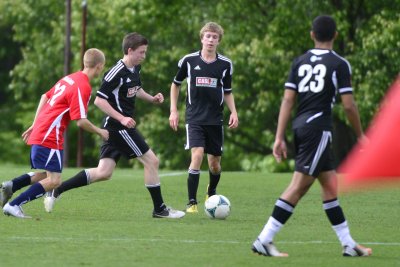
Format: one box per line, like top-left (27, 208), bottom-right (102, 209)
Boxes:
top-left (332, 221), bottom-right (356, 247)
top-left (258, 216), bottom-right (283, 244)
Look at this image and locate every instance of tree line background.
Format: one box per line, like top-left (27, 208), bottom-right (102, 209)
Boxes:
top-left (0, 0), bottom-right (399, 171)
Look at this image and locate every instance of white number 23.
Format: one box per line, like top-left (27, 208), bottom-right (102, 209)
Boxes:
top-left (298, 64), bottom-right (327, 93)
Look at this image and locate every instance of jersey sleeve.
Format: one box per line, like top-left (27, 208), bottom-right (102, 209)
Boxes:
top-left (173, 57), bottom-right (188, 85)
top-left (336, 59), bottom-right (353, 95)
top-left (222, 62), bottom-right (233, 94)
top-left (97, 71), bottom-right (122, 100)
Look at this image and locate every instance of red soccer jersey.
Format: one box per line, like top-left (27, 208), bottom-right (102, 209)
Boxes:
top-left (28, 71), bottom-right (92, 149)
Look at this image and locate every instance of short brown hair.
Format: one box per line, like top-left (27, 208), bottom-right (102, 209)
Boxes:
top-left (83, 48), bottom-right (105, 68)
top-left (199, 22), bottom-right (224, 41)
top-left (122, 32), bottom-right (148, 55)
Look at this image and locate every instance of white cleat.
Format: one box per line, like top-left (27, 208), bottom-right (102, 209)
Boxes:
top-left (3, 203), bottom-right (31, 219)
top-left (252, 239), bottom-right (289, 257)
top-left (43, 190), bottom-right (59, 213)
top-left (152, 206), bottom-right (185, 219)
top-left (343, 244), bottom-right (372, 257)
top-left (0, 181), bottom-right (13, 207)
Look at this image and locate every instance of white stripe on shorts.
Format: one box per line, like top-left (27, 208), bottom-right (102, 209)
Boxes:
top-left (118, 130), bottom-right (143, 157)
top-left (309, 131), bottom-right (332, 175)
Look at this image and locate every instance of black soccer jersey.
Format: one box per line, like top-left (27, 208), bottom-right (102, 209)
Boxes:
top-left (97, 60), bottom-right (142, 130)
top-left (173, 51), bottom-right (233, 125)
top-left (285, 49), bottom-right (353, 130)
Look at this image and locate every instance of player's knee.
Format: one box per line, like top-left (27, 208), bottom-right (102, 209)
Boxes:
top-left (50, 179), bottom-right (62, 189)
top-left (209, 164), bottom-right (221, 174)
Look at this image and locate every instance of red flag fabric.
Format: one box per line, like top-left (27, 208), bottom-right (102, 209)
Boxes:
top-left (339, 76), bottom-right (400, 191)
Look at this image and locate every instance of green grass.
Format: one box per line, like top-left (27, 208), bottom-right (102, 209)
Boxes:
top-left (0, 165), bottom-right (399, 267)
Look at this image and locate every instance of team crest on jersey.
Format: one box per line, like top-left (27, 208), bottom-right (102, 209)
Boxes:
top-left (127, 86), bottom-right (140, 97)
top-left (196, 77), bottom-right (217, 88)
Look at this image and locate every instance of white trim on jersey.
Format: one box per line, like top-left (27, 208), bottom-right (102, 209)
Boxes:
top-left (338, 87), bottom-right (353, 94)
top-left (309, 131), bottom-right (332, 175)
top-left (118, 130), bottom-right (143, 157)
top-left (112, 78), bottom-right (124, 112)
top-left (178, 52), bottom-right (200, 68)
top-left (306, 112), bottom-right (323, 123)
top-left (331, 51), bottom-right (352, 75)
top-left (41, 108), bottom-right (70, 147)
top-left (310, 49), bottom-right (330, 56)
top-left (218, 54), bottom-right (233, 75)
top-left (77, 87), bottom-right (87, 119)
top-left (285, 82), bottom-right (297, 89)
top-left (97, 91), bottom-right (108, 99)
top-left (104, 61), bottom-right (124, 82)
top-left (186, 62), bottom-right (192, 105)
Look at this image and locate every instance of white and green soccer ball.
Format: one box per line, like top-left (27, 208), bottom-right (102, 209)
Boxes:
top-left (204, 194), bottom-right (231, 219)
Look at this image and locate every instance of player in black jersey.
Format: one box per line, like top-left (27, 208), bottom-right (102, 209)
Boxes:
top-left (42, 33), bottom-right (185, 219)
top-left (169, 22), bottom-right (239, 213)
top-left (252, 16), bottom-right (371, 257)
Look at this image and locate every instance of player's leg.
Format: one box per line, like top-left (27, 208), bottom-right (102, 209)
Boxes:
top-left (4, 171), bottom-right (61, 218)
top-left (44, 142), bottom-right (120, 212)
top-left (318, 171), bottom-right (372, 256)
top-left (206, 154), bottom-right (221, 199)
top-left (137, 149), bottom-right (184, 219)
top-left (205, 125), bottom-right (223, 199)
top-left (253, 171), bottom-right (314, 257)
top-left (0, 171), bottom-right (46, 207)
top-left (185, 124), bottom-right (206, 212)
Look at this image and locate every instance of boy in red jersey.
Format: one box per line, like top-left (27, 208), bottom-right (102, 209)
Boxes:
top-left (2, 48), bottom-right (108, 218)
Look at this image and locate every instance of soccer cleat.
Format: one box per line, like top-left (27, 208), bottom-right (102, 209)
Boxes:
top-left (3, 203), bottom-right (31, 219)
top-left (186, 201), bottom-right (198, 213)
top-left (343, 244), bottom-right (372, 257)
top-left (152, 207), bottom-right (185, 219)
top-left (252, 239), bottom-right (289, 257)
top-left (0, 181), bottom-right (13, 207)
top-left (43, 190), bottom-right (60, 213)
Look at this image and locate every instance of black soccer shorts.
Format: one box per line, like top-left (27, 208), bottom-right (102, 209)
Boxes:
top-left (185, 124), bottom-right (224, 156)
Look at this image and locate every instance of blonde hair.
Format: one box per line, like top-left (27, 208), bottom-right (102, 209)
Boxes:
top-left (200, 22), bottom-right (224, 41)
top-left (83, 48), bottom-right (105, 68)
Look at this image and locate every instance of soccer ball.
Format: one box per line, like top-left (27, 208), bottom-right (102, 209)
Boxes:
top-left (204, 194), bottom-right (231, 219)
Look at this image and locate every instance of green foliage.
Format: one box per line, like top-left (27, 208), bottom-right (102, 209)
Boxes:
top-left (0, 0), bottom-right (399, 170)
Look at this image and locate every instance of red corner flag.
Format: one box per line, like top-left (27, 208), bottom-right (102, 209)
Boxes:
top-left (339, 76), bottom-right (400, 192)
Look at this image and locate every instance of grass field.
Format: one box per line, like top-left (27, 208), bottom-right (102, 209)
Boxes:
top-left (0, 165), bottom-right (399, 267)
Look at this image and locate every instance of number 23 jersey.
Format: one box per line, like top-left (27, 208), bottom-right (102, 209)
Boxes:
top-left (285, 48), bottom-right (353, 130)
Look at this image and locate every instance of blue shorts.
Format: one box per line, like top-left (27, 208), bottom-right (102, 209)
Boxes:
top-left (30, 145), bottom-right (63, 173)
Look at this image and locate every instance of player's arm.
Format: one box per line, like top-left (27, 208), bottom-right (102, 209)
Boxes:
top-left (169, 83), bottom-right (180, 131)
top-left (94, 96), bottom-right (136, 128)
top-left (136, 88), bottom-right (164, 104)
top-left (273, 89), bottom-right (296, 162)
top-left (340, 94), bottom-right (364, 139)
top-left (224, 93), bottom-right (239, 129)
top-left (22, 93), bottom-right (49, 143)
top-left (76, 118), bottom-right (109, 140)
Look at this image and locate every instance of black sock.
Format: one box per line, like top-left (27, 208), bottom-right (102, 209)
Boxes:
top-left (208, 170), bottom-right (220, 196)
top-left (271, 198), bottom-right (295, 224)
top-left (11, 172), bottom-right (45, 192)
top-left (55, 170), bottom-right (89, 197)
top-left (323, 198), bottom-right (346, 226)
top-left (187, 169), bottom-right (200, 203)
top-left (147, 184), bottom-right (165, 213)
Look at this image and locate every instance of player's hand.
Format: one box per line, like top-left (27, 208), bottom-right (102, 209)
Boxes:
top-left (22, 125), bottom-right (34, 143)
top-left (169, 110), bottom-right (179, 131)
top-left (153, 93), bottom-right (164, 104)
top-left (120, 117), bottom-right (136, 128)
top-left (99, 129), bottom-right (109, 141)
top-left (273, 139), bottom-right (287, 163)
top-left (228, 113), bottom-right (239, 129)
